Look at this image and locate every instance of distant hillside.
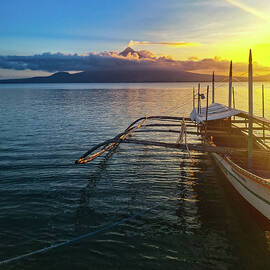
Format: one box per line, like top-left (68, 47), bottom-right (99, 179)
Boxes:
top-left (0, 69), bottom-right (232, 84)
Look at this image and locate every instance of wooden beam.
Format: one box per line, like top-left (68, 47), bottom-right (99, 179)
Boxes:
top-left (254, 121), bottom-right (270, 131)
top-left (233, 126), bottom-right (267, 131)
top-left (135, 129), bottom-right (200, 136)
top-left (202, 130), bottom-right (229, 135)
top-left (256, 136), bottom-right (270, 140)
top-left (237, 113), bottom-right (270, 130)
top-left (205, 134), bottom-right (247, 139)
top-left (256, 137), bottom-right (270, 150)
top-left (123, 138), bottom-right (270, 157)
top-left (231, 120), bottom-right (248, 123)
top-left (144, 123), bottom-right (196, 128)
top-left (135, 129), bottom-right (180, 134)
top-left (125, 115), bottom-right (191, 131)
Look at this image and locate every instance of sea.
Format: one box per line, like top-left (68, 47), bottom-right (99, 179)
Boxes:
top-left (1, 82), bottom-right (270, 270)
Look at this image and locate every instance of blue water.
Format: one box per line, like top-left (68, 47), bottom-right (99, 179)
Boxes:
top-left (1, 83), bottom-right (270, 269)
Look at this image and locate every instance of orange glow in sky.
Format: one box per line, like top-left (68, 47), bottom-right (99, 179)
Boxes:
top-left (129, 0), bottom-right (270, 74)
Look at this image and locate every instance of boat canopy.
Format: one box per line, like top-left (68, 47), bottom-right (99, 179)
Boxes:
top-left (190, 103), bottom-right (241, 124)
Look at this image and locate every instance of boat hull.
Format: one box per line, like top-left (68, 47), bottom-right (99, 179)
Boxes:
top-left (211, 153), bottom-right (270, 220)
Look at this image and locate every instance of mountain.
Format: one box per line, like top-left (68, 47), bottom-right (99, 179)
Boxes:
top-left (0, 69), bottom-right (229, 83)
top-left (0, 72), bottom-right (74, 83)
top-left (119, 47), bottom-right (136, 57)
top-left (119, 47), bottom-right (155, 59)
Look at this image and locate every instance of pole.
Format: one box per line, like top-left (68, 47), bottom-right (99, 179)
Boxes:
top-left (206, 85), bottom-right (209, 122)
top-left (197, 83), bottom-right (200, 114)
top-left (193, 86), bottom-right (195, 109)
top-left (262, 84), bottom-right (265, 142)
top-left (229, 61), bottom-right (232, 109)
top-left (212, 71), bottom-right (215, 103)
top-left (248, 49), bottom-right (253, 167)
top-left (205, 85), bottom-right (209, 143)
top-left (232, 86), bottom-right (235, 109)
top-left (232, 86), bottom-right (236, 121)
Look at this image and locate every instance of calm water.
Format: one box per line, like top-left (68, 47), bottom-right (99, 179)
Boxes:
top-left (1, 82), bottom-right (270, 270)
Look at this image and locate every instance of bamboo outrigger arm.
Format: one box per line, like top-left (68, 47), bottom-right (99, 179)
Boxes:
top-left (123, 139), bottom-right (269, 156)
top-left (125, 115), bottom-right (191, 131)
top-left (75, 115), bottom-right (191, 164)
top-left (76, 135), bottom-right (270, 165)
top-left (75, 114), bottom-right (270, 165)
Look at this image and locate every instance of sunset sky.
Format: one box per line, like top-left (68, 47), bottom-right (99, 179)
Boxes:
top-left (1, 0), bottom-right (270, 78)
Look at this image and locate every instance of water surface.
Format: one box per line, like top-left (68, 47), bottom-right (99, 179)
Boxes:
top-left (1, 82), bottom-right (270, 269)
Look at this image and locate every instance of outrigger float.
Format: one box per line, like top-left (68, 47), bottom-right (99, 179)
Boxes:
top-left (76, 50), bottom-right (270, 220)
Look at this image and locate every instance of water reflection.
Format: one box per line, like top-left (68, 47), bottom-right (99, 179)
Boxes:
top-left (76, 149), bottom-right (117, 229)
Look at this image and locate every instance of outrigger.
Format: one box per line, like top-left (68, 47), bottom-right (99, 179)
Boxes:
top-left (76, 50), bottom-right (270, 220)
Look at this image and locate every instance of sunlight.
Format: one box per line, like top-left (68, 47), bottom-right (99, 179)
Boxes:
top-left (224, 0), bottom-right (270, 21)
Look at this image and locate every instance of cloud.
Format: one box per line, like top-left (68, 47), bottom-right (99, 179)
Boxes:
top-left (0, 49), bottom-right (176, 73)
top-left (0, 48), bottom-right (269, 76)
top-left (0, 51), bottom-right (150, 72)
top-left (178, 57), bottom-right (270, 75)
top-left (128, 40), bottom-right (199, 47)
top-left (188, 56), bottom-right (200, 61)
top-left (224, 0), bottom-right (269, 21)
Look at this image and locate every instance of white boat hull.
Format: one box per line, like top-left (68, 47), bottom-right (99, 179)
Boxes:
top-left (212, 153), bottom-right (270, 220)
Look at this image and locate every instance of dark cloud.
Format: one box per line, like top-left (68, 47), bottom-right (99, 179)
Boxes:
top-left (0, 49), bottom-right (269, 75)
top-left (0, 52), bottom-right (136, 72)
top-left (0, 50), bottom-right (176, 72)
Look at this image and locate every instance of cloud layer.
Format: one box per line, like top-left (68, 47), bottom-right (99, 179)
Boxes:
top-left (128, 40), bottom-right (199, 47)
top-left (0, 48), bottom-right (269, 76)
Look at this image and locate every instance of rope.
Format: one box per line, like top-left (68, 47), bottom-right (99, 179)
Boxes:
top-left (184, 122), bottom-right (191, 158)
top-left (176, 118), bottom-right (186, 144)
top-left (0, 201), bottom-right (162, 266)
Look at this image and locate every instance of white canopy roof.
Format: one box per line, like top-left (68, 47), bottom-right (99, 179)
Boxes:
top-left (190, 103), bottom-right (241, 124)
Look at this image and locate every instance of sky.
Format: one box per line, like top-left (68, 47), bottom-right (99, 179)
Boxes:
top-left (1, 0), bottom-right (270, 78)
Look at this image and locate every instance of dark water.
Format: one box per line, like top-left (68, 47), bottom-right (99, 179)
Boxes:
top-left (1, 83), bottom-right (270, 270)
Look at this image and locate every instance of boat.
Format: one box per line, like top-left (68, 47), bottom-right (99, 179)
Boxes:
top-left (190, 50), bottom-right (270, 220)
top-left (75, 49), bottom-right (270, 220)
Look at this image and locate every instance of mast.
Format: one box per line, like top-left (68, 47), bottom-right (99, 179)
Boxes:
top-left (197, 83), bottom-right (200, 114)
top-left (206, 85), bottom-right (209, 123)
top-left (262, 84), bottom-right (265, 141)
top-left (248, 49), bottom-right (253, 167)
top-left (193, 86), bottom-right (195, 109)
top-left (228, 61), bottom-right (232, 109)
top-left (205, 85), bottom-right (210, 143)
top-left (212, 71), bottom-right (215, 103)
top-left (232, 86), bottom-right (235, 109)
